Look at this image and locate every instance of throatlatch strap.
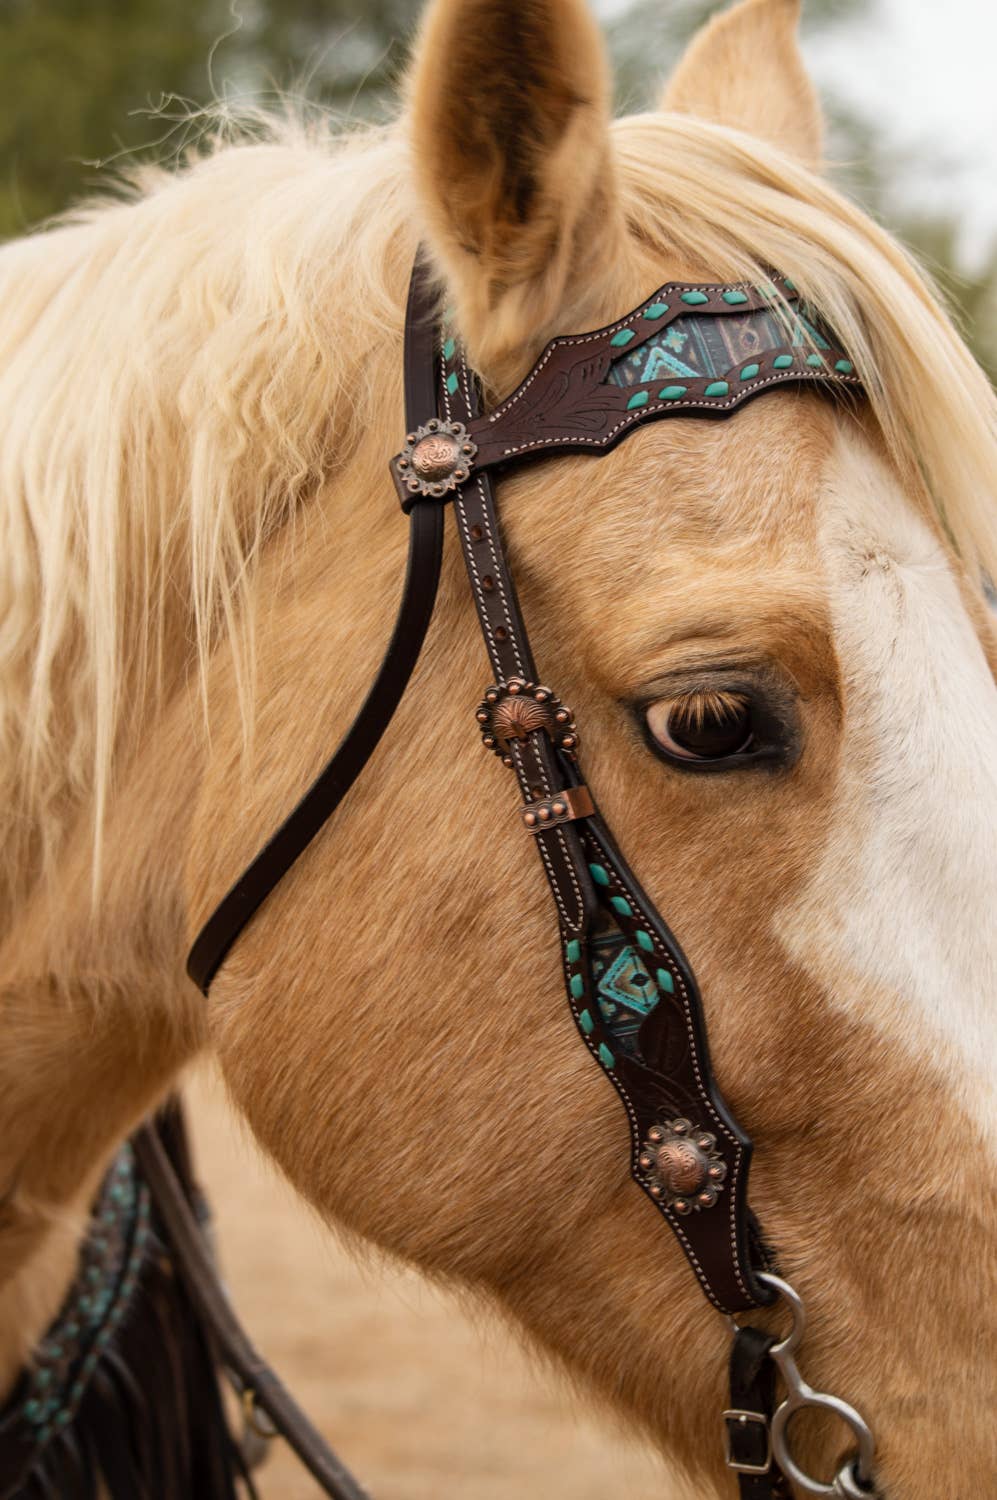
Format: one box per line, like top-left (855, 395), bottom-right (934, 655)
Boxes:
top-left (187, 259), bottom-right (444, 993)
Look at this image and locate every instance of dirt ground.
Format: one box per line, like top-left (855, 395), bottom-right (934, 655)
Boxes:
top-left (188, 1066), bottom-right (674, 1500)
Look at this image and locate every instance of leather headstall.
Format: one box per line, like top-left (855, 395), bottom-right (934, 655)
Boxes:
top-left (186, 255), bottom-right (866, 1499)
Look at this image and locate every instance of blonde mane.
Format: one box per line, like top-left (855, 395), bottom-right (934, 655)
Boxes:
top-left (1, 108), bottom-right (995, 903)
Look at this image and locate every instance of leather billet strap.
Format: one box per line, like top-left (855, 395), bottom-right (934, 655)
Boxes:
top-left (725, 1326), bottom-right (791, 1499)
top-left (441, 334), bottom-right (773, 1314)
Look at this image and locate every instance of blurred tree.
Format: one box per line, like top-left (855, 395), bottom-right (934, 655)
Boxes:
top-left (0, 0), bottom-right (993, 378)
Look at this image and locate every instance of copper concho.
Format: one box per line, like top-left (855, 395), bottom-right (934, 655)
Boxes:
top-left (475, 678), bottom-right (578, 767)
top-left (395, 418), bottom-right (476, 500)
top-left (637, 1118), bottom-right (727, 1215)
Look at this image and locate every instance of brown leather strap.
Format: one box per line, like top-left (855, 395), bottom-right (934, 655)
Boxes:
top-left (187, 256), bottom-right (444, 994)
top-left (133, 1125), bottom-right (372, 1500)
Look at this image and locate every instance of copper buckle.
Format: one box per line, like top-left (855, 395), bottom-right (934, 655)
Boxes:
top-left (723, 1409), bottom-right (773, 1475)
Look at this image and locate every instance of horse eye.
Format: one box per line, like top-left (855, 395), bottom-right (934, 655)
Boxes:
top-left (646, 690), bottom-right (754, 762)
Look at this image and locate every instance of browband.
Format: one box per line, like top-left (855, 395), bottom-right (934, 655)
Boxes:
top-left (188, 261), bottom-right (861, 1326)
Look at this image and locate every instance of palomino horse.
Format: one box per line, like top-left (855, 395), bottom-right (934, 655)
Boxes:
top-left (1, 0), bottom-right (995, 1494)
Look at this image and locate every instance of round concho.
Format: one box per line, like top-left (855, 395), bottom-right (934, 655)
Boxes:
top-left (475, 677), bottom-right (578, 767)
top-left (638, 1118), bottom-right (727, 1215)
top-left (395, 419), bottom-right (476, 499)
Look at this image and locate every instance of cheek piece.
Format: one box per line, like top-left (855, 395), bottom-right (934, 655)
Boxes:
top-left (186, 258), bottom-right (880, 1499)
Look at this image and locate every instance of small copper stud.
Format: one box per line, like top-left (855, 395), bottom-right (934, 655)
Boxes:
top-left (698, 1191), bottom-right (714, 1208)
top-left (535, 689), bottom-right (550, 702)
top-left (673, 1120), bottom-right (690, 1135)
top-left (406, 433), bottom-right (416, 446)
top-left (428, 419), bottom-right (439, 431)
top-left (398, 458), bottom-right (409, 470)
top-left (483, 736), bottom-right (496, 749)
top-left (537, 807), bottom-right (551, 822)
top-left (407, 477), bottom-right (420, 491)
top-left (508, 681), bottom-right (521, 694)
top-left (638, 1153), bottom-right (653, 1170)
top-left (553, 801), bottom-right (567, 817)
top-left (649, 1184), bottom-right (663, 1199)
top-left (696, 1135), bottom-right (713, 1152)
top-left (455, 468), bottom-right (467, 481)
top-left (502, 755), bottom-right (513, 767)
top-left (648, 1127), bottom-right (663, 1143)
top-left (476, 710), bottom-right (489, 724)
top-left (524, 811), bottom-right (538, 827)
top-left (708, 1164), bottom-right (724, 1181)
top-left (486, 690), bottom-right (499, 703)
top-left (561, 734), bottom-right (577, 750)
top-left (673, 1198), bottom-right (690, 1215)
top-left (555, 709), bottom-right (570, 724)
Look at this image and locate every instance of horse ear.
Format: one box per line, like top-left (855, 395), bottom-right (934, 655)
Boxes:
top-left (406, 0), bottom-right (621, 366)
top-left (661, 0), bottom-right (822, 170)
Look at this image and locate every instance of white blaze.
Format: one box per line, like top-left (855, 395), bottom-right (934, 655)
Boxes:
top-left (780, 425), bottom-right (997, 1148)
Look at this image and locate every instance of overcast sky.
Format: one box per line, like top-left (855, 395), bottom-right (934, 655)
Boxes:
top-left (808, 0), bottom-right (997, 268)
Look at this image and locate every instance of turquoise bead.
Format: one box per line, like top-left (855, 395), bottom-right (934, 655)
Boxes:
top-left (579, 1009), bottom-right (595, 1035)
top-left (656, 968), bottom-right (675, 994)
top-left (443, 337), bottom-right (456, 361)
top-left (627, 391), bottom-right (649, 410)
top-left (658, 385), bottom-right (687, 401)
top-left (598, 1043), bottom-right (616, 1069)
top-left (644, 301), bottom-right (669, 319)
top-left (705, 381), bottom-right (730, 398)
top-left (773, 354), bottom-right (793, 370)
top-left (566, 939), bottom-right (581, 963)
top-left (446, 371), bottom-right (459, 395)
top-left (722, 289), bottom-right (748, 305)
top-left (610, 895), bottom-right (631, 917)
top-left (681, 290), bottom-right (709, 305)
top-left (806, 353), bottom-right (823, 367)
top-left (739, 363), bottom-right (760, 381)
top-left (835, 359), bottom-right (853, 374)
top-left (611, 328), bottom-right (635, 347)
top-left (588, 863), bottom-right (610, 886)
top-left (569, 973), bottom-right (585, 999)
top-left (636, 929), bottom-right (654, 952)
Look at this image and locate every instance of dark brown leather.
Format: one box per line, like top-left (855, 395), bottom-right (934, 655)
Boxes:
top-left (442, 337), bottom-right (775, 1313)
top-left (393, 276), bottom-right (859, 510)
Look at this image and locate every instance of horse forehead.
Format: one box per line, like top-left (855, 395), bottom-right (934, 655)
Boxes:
top-left (779, 422), bottom-right (997, 1149)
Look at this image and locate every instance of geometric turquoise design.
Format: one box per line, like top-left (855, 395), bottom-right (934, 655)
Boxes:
top-left (589, 933), bottom-right (662, 1059)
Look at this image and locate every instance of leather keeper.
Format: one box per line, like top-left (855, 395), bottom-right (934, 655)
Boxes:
top-left (520, 785), bottom-right (594, 833)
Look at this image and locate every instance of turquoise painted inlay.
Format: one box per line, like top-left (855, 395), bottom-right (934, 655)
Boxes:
top-left (579, 1008), bottom-right (595, 1035)
top-left (570, 973), bottom-right (585, 1000)
top-left (611, 328), bottom-right (636, 347)
top-left (610, 895), bottom-right (631, 917)
top-left (784, 278), bottom-right (796, 291)
top-left (658, 385), bottom-right (687, 401)
top-left (705, 380), bottom-right (730, 397)
top-left (627, 390), bottom-right (650, 410)
top-left (598, 1042), bottom-right (616, 1069)
top-left (636, 929), bottom-right (654, 952)
top-left (566, 938), bottom-right (581, 963)
top-left (835, 359), bottom-right (854, 374)
top-left (656, 968), bottom-right (675, 994)
top-left (740, 363), bottom-right (760, 381)
top-left (773, 354), bottom-right (794, 370)
top-left (722, 289), bottom-right (749, 305)
top-left (589, 862), bottom-right (610, 886)
top-left (644, 301), bottom-right (669, 319)
top-left (446, 371), bottom-right (459, 395)
top-left (443, 337), bottom-right (456, 361)
top-left (681, 290), bottom-right (710, 306)
top-left (806, 353), bottom-right (824, 368)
